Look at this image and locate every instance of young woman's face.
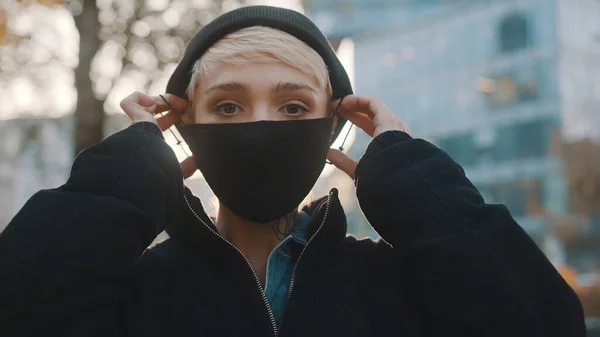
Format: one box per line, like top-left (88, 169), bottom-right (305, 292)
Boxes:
top-left (191, 63), bottom-right (330, 123)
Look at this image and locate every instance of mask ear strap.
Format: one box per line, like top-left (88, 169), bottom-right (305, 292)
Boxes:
top-left (326, 95), bottom-right (353, 165)
top-left (159, 94), bottom-right (186, 126)
top-left (337, 123), bottom-right (353, 152)
top-left (333, 95), bottom-right (346, 118)
top-left (159, 94), bottom-right (191, 157)
top-left (333, 95), bottom-right (352, 151)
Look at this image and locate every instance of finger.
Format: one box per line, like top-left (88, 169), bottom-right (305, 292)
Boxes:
top-left (155, 111), bottom-right (181, 131)
top-left (144, 104), bottom-right (159, 115)
top-left (136, 92), bottom-right (160, 107)
top-left (333, 95), bottom-right (411, 137)
top-left (327, 149), bottom-right (358, 180)
top-left (180, 156), bottom-right (198, 179)
top-left (165, 94), bottom-right (189, 112)
top-left (120, 92), bottom-right (156, 124)
top-left (334, 95), bottom-right (394, 120)
top-left (154, 94), bottom-right (190, 115)
top-left (338, 110), bottom-right (375, 137)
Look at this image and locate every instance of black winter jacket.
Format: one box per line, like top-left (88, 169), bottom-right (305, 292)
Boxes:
top-left (0, 122), bottom-right (586, 337)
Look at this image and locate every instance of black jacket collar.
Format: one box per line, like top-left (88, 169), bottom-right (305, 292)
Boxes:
top-left (166, 187), bottom-right (348, 263)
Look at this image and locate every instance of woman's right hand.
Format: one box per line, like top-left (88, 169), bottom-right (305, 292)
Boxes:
top-left (119, 92), bottom-right (198, 179)
top-left (119, 91), bottom-right (188, 128)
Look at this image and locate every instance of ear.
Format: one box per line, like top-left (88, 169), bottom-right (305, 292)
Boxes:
top-left (331, 114), bottom-right (339, 134)
top-left (170, 99), bottom-right (194, 125)
top-left (326, 115), bottom-right (339, 147)
top-left (181, 102), bottom-right (195, 124)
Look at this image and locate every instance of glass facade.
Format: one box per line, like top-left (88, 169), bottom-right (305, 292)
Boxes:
top-left (308, 0), bottom-right (600, 320)
top-left (310, 0), bottom-right (597, 257)
top-left (329, 0), bottom-right (565, 237)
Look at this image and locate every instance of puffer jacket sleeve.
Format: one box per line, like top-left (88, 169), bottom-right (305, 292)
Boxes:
top-left (355, 130), bottom-right (586, 337)
top-left (0, 122), bottom-right (184, 336)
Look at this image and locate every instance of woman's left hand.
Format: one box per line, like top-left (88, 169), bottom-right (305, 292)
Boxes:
top-left (327, 95), bottom-right (411, 180)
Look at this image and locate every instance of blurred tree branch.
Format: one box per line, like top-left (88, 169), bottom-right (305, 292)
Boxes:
top-left (1, 0), bottom-right (246, 154)
top-left (74, 0), bottom-right (103, 154)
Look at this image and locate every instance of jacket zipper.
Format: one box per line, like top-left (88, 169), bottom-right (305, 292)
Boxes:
top-left (183, 194), bottom-right (278, 336)
top-left (183, 191), bottom-right (332, 337)
top-left (278, 192), bottom-right (332, 336)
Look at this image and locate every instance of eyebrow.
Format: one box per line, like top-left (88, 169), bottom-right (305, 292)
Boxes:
top-left (204, 81), bottom-right (317, 94)
top-left (271, 82), bottom-right (317, 94)
top-left (204, 81), bottom-right (249, 94)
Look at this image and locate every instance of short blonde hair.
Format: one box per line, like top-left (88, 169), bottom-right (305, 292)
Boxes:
top-left (186, 26), bottom-right (331, 102)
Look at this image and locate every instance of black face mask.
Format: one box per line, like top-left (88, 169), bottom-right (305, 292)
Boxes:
top-left (179, 117), bottom-right (334, 223)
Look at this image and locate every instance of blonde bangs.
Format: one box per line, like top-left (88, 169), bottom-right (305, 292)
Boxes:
top-left (186, 26), bottom-right (331, 102)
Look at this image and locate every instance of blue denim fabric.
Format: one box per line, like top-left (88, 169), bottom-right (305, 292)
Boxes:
top-left (212, 212), bottom-right (309, 327)
top-left (264, 211), bottom-right (309, 327)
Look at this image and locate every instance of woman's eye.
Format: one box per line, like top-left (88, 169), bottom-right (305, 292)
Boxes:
top-left (215, 103), bottom-right (241, 115)
top-left (283, 104), bottom-right (309, 116)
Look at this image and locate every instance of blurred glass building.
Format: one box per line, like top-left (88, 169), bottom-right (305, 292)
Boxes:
top-left (306, 0), bottom-right (600, 275)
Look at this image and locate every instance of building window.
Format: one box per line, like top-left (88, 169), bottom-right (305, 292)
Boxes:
top-left (494, 75), bottom-right (518, 105)
top-left (480, 64), bottom-right (541, 108)
top-left (481, 180), bottom-right (543, 217)
top-left (515, 120), bottom-right (556, 159)
top-left (492, 118), bottom-right (558, 162)
top-left (483, 73), bottom-right (539, 107)
top-left (498, 13), bottom-right (531, 53)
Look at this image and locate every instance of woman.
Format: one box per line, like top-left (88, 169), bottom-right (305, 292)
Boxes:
top-left (0, 6), bottom-right (585, 337)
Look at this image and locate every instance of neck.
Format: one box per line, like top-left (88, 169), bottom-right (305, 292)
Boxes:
top-left (215, 203), bottom-right (299, 286)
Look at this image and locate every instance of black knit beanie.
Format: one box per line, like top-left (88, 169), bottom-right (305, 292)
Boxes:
top-left (166, 5), bottom-right (353, 144)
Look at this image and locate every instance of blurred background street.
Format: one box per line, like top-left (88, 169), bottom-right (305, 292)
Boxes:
top-left (0, 0), bottom-right (598, 332)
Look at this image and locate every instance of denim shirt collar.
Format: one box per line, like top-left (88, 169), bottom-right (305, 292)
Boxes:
top-left (290, 210), bottom-right (310, 245)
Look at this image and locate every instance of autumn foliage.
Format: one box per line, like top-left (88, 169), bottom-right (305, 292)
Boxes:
top-left (1, 0), bottom-right (64, 46)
